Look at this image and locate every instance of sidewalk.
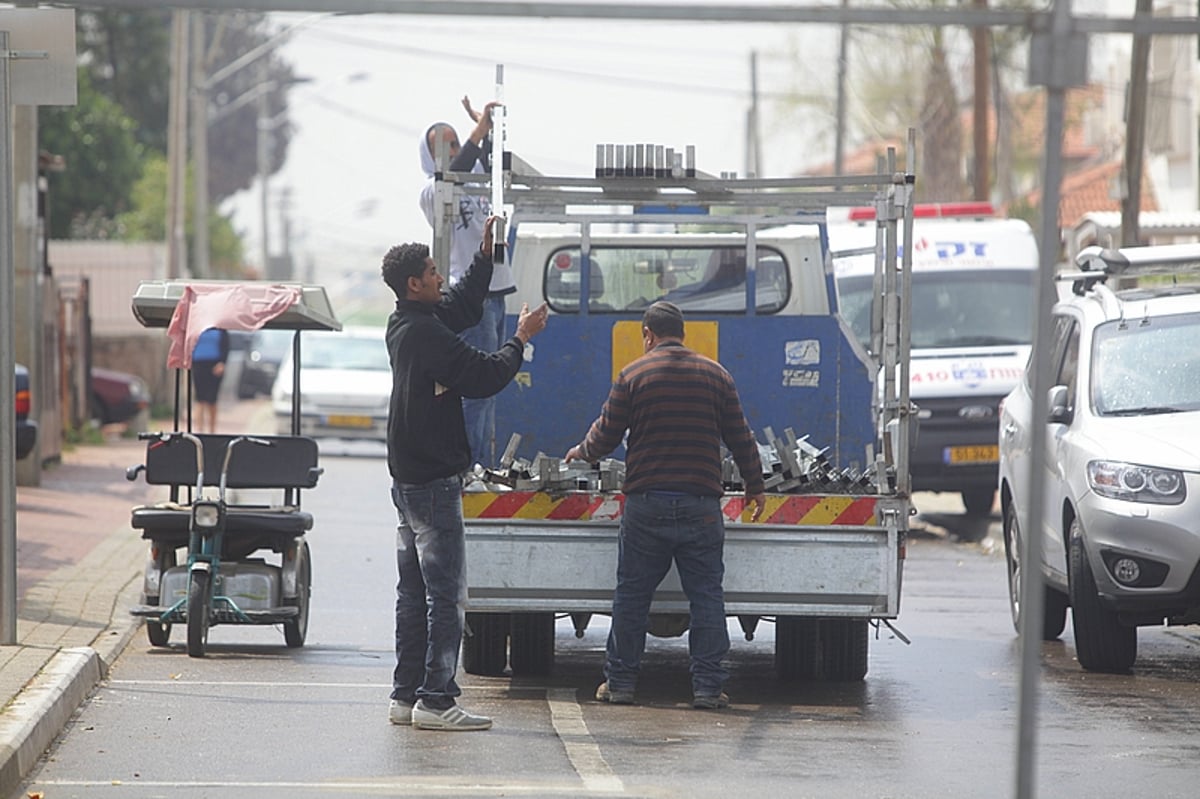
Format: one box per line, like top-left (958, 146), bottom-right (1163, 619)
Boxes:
top-left (0, 399), bottom-right (270, 797)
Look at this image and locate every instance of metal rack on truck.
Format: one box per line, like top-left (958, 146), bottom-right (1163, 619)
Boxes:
top-left (429, 131), bottom-right (917, 681)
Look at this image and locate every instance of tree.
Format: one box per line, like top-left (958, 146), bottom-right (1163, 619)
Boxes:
top-left (199, 12), bottom-right (298, 202)
top-left (117, 154), bottom-right (247, 277)
top-left (919, 36), bottom-right (965, 200)
top-left (39, 70), bottom-right (146, 239)
top-left (42, 9), bottom-right (298, 241)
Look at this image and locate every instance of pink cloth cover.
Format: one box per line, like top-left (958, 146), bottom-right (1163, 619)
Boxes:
top-left (166, 284), bottom-right (302, 369)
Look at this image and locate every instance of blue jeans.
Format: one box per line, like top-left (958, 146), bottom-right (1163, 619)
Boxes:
top-left (390, 476), bottom-right (467, 710)
top-left (460, 294), bottom-right (508, 468)
top-left (605, 492), bottom-right (730, 697)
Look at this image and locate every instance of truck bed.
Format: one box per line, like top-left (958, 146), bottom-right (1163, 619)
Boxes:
top-left (463, 491), bottom-right (906, 619)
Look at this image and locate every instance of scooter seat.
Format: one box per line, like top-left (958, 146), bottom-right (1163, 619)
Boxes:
top-left (131, 504), bottom-right (314, 539)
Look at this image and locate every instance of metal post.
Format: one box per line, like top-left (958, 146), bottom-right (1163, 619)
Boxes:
top-left (1016, 3), bottom-right (1087, 797)
top-left (1, 29), bottom-right (18, 644)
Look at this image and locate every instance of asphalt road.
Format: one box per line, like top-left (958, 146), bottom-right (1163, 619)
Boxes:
top-left (14, 448), bottom-right (1200, 799)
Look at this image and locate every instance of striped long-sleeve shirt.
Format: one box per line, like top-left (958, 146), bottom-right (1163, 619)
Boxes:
top-left (576, 341), bottom-right (765, 497)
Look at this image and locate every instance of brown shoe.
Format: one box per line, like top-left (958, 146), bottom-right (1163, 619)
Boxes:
top-left (692, 692), bottom-right (729, 709)
top-left (595, 681), bottom-right (634, 704)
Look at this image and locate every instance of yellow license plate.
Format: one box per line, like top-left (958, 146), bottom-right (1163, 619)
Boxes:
top-left (327, 414), bottom-right (373, 429)
top-left (944, 445), bottom-right (999, 465)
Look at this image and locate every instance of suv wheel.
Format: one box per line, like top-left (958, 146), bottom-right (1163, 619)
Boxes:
top-left (1003, 508), bottom-right (1067, 639)
top-left (1068, 519), bottom-right (1137, 673)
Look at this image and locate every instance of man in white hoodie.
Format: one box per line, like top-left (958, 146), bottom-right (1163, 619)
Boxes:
top-left (418, 97), bottom-right (517, 469)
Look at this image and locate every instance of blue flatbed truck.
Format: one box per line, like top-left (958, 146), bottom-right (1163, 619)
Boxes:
top-left (427, 138), bottom-right (917, 681)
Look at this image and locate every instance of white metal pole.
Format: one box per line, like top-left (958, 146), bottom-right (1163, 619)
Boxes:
top-left (490, 63), bottom-right (506, 263)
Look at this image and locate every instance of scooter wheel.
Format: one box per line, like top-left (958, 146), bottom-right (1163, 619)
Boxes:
top-left (187, 571), bottom-right (212, 658)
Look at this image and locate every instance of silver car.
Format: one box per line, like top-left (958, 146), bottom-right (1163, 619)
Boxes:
top-left (998, 243), bottom-right (1200, 673)
top-left (272, 326), bottom-right (391, 442)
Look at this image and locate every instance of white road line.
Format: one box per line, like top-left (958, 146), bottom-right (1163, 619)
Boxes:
top-left (106, 681), bottom-right (495, 689)
top-left (33, 779), bottom-right (620, 795)
top-left (546, 687), bottom-right (625, 795)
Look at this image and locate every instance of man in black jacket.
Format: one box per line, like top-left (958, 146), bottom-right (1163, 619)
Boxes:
top-left (381, 216), bottom-right (547, 731)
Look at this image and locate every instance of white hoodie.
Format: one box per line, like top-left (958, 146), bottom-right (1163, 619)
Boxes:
top-left (417, 126), bottom-right (516, 294)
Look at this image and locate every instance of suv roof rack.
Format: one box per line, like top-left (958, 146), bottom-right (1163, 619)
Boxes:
top-left (1056, 243), bottom-right (1200, 296)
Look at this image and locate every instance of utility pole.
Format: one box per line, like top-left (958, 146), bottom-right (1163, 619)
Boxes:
top-left (165, 10), bottom-right (190, 279)
top-left (834, 0), bottom-right (849, 180)
top-left (257, 59), bottom-right (271, 278)
top-left (1121, 0), bottom-right (1152, 247)
top-left (972, 0), bottom-right (990, 201)
top-left (190, 13), bottom-right (210, 278)
top-left (745, 50), bottom-right (762, 177)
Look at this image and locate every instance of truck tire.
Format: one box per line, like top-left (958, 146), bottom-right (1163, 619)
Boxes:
top-left (819, 619), bottom-right (869, 681)
top-left (774, 616), bottom-right (819, 681)
top-left (1068, 521), bottom-right (1136, 673)
top-left (961, 488), bottom-right (996, 517)
top-left (1004, 508), bottom-right (1068, 640)
top-left (462, 612), bottom-right (509, 676)
top-left (509, 612), bottom-right (555, 676)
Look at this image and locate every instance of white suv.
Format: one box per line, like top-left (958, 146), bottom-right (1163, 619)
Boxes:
top-left (998, 243), bottom-right (1200, 673)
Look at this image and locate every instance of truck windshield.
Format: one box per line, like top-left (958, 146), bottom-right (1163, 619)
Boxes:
top-left (837, 269), bottom-right (1035, 350)
top-left (544, 246), bottom-right (789, 314)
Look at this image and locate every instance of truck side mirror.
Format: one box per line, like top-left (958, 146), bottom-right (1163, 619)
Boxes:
top-left (1047, 385), bottom-right (1072, 425)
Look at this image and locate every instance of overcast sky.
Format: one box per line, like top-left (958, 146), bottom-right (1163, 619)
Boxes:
top-left (222, 10), bottom-right (843, 287)
top-left (220, 1), bottom-right (1148, 295)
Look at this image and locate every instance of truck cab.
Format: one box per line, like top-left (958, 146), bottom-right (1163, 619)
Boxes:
top-left (831, 205), bottom-right (1039, 516)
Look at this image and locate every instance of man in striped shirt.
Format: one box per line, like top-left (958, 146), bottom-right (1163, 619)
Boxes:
top-left (566, 301), bottom-right (766, 709)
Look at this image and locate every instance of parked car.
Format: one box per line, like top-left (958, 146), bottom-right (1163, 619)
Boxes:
top-left (15, 363), bottom-right (37, 460)
top-left (998, 243), bottom-right (1200, 673)
top-left (271, 327), bottom-right (389, 442)
top-left (91, 367), bottom-right (151, 426)
top-left (237, 328), bottom-right (294, 399)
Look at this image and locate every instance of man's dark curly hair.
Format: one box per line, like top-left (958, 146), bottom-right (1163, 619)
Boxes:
top-left (381, 242), bottom-right (431, 298)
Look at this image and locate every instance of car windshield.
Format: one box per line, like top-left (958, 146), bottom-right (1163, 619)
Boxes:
top-left (302, 334), bottom-right (390, 371)
top-left (1092, 312), bottom-right (1200, 415)
top-left (837, 269), bottom-right (1035, 350)
top-left (254, 329), bottom-right (294, 359)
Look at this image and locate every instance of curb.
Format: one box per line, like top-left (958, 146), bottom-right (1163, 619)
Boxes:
top-left (0, 579), bottom-right (143, 799)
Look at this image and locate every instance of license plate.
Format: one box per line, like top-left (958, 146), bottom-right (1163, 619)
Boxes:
top-left (326, 414), bottom-right (373, 429)
top-left (943, 445), bottom-right (999, 465)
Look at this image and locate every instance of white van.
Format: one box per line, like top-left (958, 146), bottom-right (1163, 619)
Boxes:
top-left (831, 205), bottom-right (1039, 515)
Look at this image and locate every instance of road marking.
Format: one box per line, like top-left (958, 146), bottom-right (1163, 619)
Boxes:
top-left (33, 779), bottom-right (622, 795)
top-left (106, 680), bottom-right (493, 689)
top-left (546, 687), bottom-right (625, 795)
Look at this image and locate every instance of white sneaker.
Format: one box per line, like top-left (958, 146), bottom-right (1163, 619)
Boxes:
top-left (389, 699), bottom-right (414, 726)
top-left (411, 699), bottom-right (493, 731)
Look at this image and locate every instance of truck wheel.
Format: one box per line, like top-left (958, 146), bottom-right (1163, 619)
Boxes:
top-left (284, 541), bottom-right (311, 648)
top-left (186, 571), bottom-right (212, 658)
top-left (961, 488), bottom-right (996, 516)
top-left (509, 612), bottom-right (555, 676)
top-left (1068, 521), bottom-right (1136, 673)
top-left (462, 612), bottom-right (509, 676)
top-left (1003, 509), bottom-right (1068, 640)
top-left (774, 616), bottom-right (819, 681)
top-left (819, 619), bottom-right (869, 681)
